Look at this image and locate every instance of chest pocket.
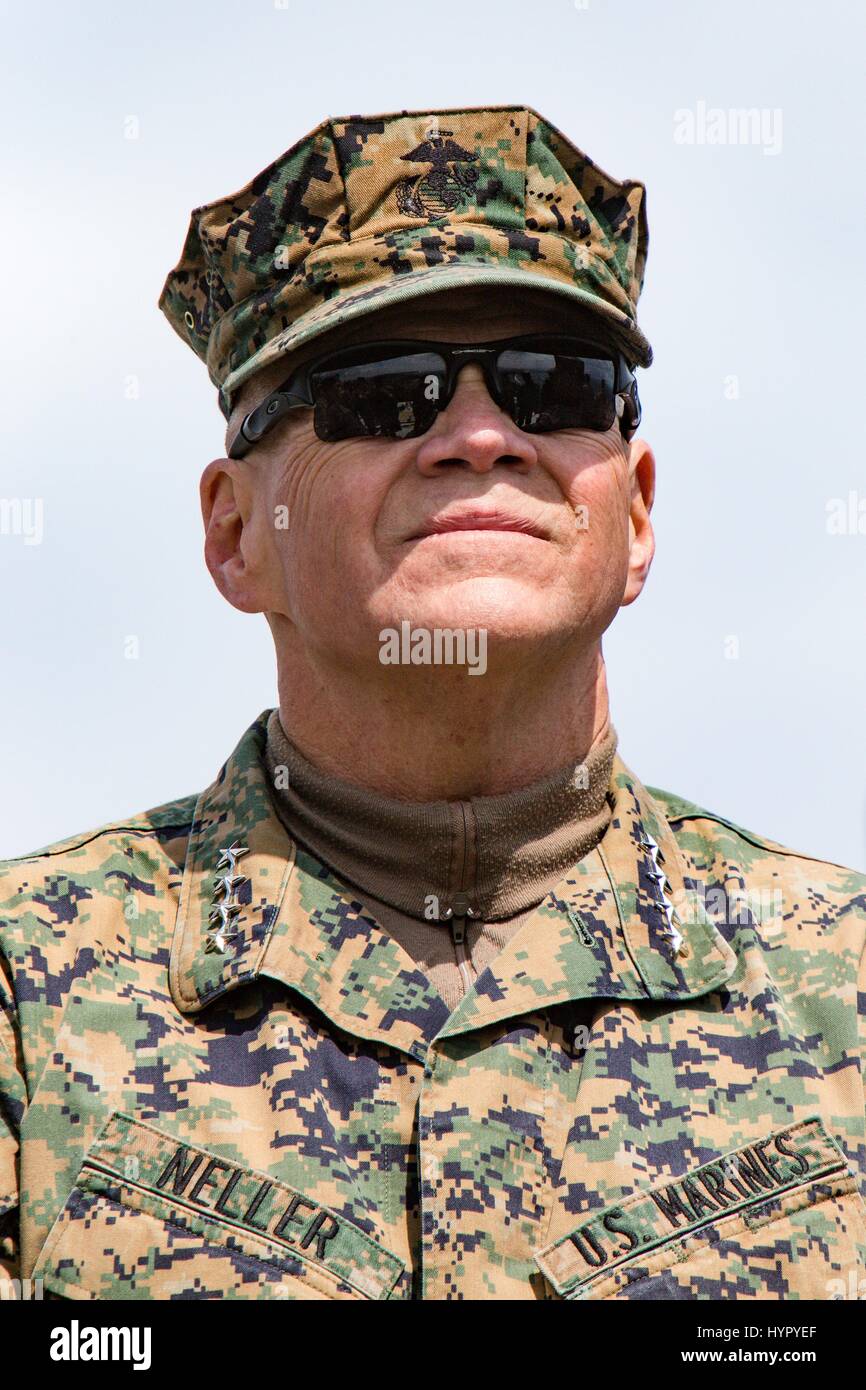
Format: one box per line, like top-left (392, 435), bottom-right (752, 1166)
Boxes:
top-left (32, 1112), bottom-right (405, 1301)
top-left (535, 1117), bottom-right (866, 1300)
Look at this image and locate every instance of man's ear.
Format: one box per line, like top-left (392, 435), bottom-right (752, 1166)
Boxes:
top-left (200, 457), bottom-right (272, 614)
top-left (620, 437), bottom-right (656, 608)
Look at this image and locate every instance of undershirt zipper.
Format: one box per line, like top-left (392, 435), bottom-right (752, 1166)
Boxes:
top-left (443, 802), bottom-right (479, 996)
top-left (448, 892), bottom-right (477, 995)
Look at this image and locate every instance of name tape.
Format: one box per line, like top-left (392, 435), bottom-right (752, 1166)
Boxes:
top-left (80, 1112), bottom-right (403, 1300)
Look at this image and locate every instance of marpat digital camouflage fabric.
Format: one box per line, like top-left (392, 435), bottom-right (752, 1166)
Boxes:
top-left (158, 105), bottom-right (652, 420)
top-left (2, 711), bottom-right (865, 1300)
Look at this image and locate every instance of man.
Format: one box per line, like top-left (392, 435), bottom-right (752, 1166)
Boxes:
top-left (1, 106), bottom-right (864, 1302)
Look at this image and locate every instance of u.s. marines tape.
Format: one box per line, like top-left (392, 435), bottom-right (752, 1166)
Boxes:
top-left (535, 1118), bottom-right (866, 1300)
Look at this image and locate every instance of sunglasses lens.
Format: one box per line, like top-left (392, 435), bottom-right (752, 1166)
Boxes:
top-left (312, 352), bottom-right (447, 441)
top-left (497, 349), bottom-right (617, 433)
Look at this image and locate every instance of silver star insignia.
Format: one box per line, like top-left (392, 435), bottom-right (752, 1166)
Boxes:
top-left (205, 843), bottom-right (249, 955)
top-left (641, 831), bottom-right (685, 956)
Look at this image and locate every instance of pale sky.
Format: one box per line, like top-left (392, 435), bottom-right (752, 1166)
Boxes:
top-left (1, 0), bottom-right (864, 869)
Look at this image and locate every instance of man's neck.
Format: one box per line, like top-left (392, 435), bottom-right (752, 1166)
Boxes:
top-left (274, 636), bottom-right (611, 801)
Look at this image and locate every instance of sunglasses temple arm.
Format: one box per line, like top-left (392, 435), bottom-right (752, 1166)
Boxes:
top-left (227, 386), bottom-right (308, 459)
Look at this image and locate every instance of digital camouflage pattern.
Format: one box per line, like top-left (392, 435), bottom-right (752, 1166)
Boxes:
top-left (158, 105), bottom-right (652, 421)
top-left (1, 711), bottom-right (865, 1300)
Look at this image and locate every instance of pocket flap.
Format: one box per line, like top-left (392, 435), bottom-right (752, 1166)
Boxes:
top-left (34, 1112), bottom-right (405, 1301)
top-left (535, 1117), bottom-right (861, 1299)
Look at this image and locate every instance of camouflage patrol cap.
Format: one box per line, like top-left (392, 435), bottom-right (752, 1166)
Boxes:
top-left (159, 105), bottom-right (653, 421)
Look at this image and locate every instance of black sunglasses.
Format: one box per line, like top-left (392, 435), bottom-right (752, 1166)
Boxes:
top-left (228, 334), bottom-right (641, 458)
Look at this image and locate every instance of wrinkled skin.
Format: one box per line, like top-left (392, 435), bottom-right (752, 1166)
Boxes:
top-left (201, 286), bottom-right (656, 799)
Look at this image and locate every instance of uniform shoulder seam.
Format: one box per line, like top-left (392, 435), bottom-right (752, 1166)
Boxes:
top-left (646, 785), bottom-right (861, 875)
top-left (0, 799), bottom-right (197, 868)
top-left (1, 824), bottom-right (190, 867)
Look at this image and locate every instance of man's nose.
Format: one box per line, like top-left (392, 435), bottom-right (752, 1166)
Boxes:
top-left (413, 365), bottom-right (538, 475)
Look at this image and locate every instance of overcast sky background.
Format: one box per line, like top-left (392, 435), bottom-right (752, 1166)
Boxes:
top-left (1, 0), bottom-right (864, 868)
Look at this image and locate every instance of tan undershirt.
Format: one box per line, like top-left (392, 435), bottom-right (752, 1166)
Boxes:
top-left (263, 710), bottom-right (617, 1013)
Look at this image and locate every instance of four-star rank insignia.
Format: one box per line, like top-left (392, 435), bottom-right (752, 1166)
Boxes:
top-left (396, 126), bottom-right (479, 220)
top-left (640, 830), bottom-right (685, 957)
top-left (206, 842), bottom-right (249, 955)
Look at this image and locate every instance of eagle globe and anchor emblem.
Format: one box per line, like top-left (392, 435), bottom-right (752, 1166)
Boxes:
top-left (395, 125), bottom-right (479, 219)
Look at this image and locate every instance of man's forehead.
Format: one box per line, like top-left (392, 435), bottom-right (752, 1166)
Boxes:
top-left (231, 286), bottom-right (619, 423)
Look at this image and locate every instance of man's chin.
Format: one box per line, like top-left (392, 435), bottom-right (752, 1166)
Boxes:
top-left (371, 581), bottom-right (572, 646)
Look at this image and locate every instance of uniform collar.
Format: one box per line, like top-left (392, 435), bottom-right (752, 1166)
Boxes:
top-left (169, 714), bottom-right (737, 1060)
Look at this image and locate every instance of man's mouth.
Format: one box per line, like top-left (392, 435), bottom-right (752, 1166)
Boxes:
top-left (409, 507), bottom-right (548, 541)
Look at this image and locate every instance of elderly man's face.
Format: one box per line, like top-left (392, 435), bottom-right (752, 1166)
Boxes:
top-left (204, 287), bottom-right (655, 677)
